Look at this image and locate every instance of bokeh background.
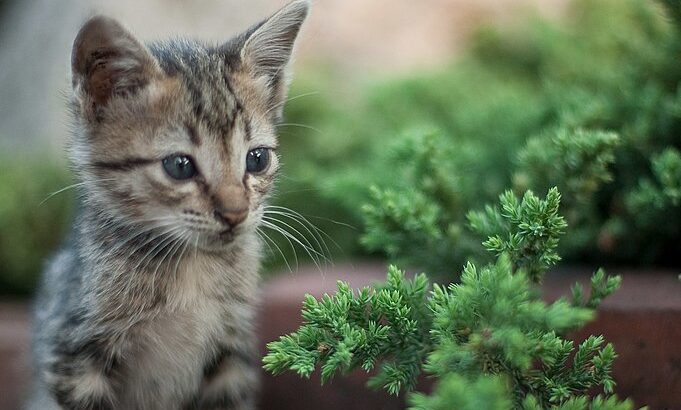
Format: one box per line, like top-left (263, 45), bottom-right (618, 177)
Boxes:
top-left (1, 0), bottom-right (681, 408)
top-left (0, 0), bottom-right (577, 295)
top-left (2, 0), bottom-right (680, 295)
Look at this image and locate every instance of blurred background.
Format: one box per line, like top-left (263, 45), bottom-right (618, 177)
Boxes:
top-left (0, 0), bottom-right (579, 295)
top-left (1, 0), bottom-right (680, 408)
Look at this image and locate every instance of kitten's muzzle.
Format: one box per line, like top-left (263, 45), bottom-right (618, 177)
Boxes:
top-left (212, 183), bottom-right (249, 229)
top-left (213, 207), bottom-right (249, 228)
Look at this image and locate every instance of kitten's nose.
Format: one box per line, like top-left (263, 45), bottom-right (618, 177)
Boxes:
top-left (213, 183), bottom-right (248, 228)
top-left (213, 183), bottom-right (249, 228)
top-left (214, 207), bottom-right (249, 228)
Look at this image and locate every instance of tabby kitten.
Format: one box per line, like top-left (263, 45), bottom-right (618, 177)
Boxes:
top-left (29, 1), bottom-right (309, 409)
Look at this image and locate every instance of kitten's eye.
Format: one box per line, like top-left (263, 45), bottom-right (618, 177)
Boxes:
top-left (162, 155), bottom-right (197, 180)
top-left (246, 148), bottom-right (270, 174)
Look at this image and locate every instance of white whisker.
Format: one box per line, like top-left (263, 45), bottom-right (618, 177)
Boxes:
top-left (171, 232), bottom-right (192, 280)
top-left (263, 220), bottom-right (301, 269)
top-left (266, 204), bottom-right (345, 254)
top-left (262, 91), bottom-right (320, 118)
top-left (262, 215), bottom-right (329, 266)
top-left (263, 208), bottom-right (332, 260)
top-left (133, 226), bottom-right (185, 274)
top-left (275, 123), bottom-right (322, 134)
top-left (257, 227), bottom-right (293, 273)
top-left (261, 219), bottom-right (322, 271)
top-left (39, 178), bottom-right (117, 205)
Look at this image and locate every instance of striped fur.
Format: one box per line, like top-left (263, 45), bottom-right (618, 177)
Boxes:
top-left (29, 2), bottom-right (309, 409)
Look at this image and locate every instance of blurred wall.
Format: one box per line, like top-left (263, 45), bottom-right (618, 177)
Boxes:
top-left (0, 0), bottom-right (566, 153)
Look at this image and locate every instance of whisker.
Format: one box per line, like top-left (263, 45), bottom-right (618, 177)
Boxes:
top-left (275, 211), bottom-right (331, 261)
top-left (133, 226), bottom-right (185, 274)
top-left (149, 231), bottom-right (188, 291)
top-left (257, 227), bottom-right (293, 273)
top-left (122, 225), bottom-right (184, 300)
top-left (303, 214), bottom-right (357, 231)
top-left (276, 187), bottom-right (323, 195)
top-left (255, 228), bottom-right (276, 259)
top-left (262, 213), bottom-right (331, 266)
top-left (193, 232), bottom-right (200, 261)
top-left (263, 91), bottom-right (320, 118)
top-left (39, 178), bottom-right (117, 205)
top-left (261, 219), bottom-right (323, 272)
top-left (260, 220), bottom-right (301, 270)
top-left (39, 182), bottom-right (85, 206)
top-left (275, 123), bottom-right (322, 134)
top-left (266, 205), bottom-right (346, 253)
top-left (171, 232), bottom-right (192, 280)
top-left (114, 221), bottom-right (180, 267)
top-left (118, 218), bottom-right (178, 241)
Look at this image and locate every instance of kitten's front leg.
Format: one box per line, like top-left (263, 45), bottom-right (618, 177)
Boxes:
top-left (193, 345), bottom-right (259, 410)
top-left (46, 341), bottom-right (118, 410)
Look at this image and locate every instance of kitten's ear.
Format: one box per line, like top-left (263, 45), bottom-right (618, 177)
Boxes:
top-left (239, 0), bottom-right (310, 113)
top-left (71, 16), bottom-right (159, 109)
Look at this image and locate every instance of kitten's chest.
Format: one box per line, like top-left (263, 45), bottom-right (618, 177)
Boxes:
top-left (117, 258), bottom-right (257, 409)
top-left (119, 299), bottom-right (225, 408)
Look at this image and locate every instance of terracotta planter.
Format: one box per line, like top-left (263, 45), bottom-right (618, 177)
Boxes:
top-left (1, 263), bottom-right (680, 409)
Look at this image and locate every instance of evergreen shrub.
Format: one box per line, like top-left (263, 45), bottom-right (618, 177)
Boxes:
top-left (264, 188), bottom-right (634, 409)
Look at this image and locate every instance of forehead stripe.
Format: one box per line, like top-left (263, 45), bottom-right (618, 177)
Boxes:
top-left (222, 74), bottom-right (243, 112)
top-left (186, 122), bottom-right (201, 146)
top-left (243, 111), bottom-right (252, 142)
top-left (91, 157), bottom-right (157, 171)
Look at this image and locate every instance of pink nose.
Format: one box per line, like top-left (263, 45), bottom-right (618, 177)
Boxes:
top-left (214, 207), bottom-right (249, 227)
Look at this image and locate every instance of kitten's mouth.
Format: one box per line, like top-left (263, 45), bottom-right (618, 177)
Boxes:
top-left (218, 228), bottom-right (236, 243)
top-left (218, 228), bottom-right (235, 242)
top-left (192, 226), bottom-right (245, 252)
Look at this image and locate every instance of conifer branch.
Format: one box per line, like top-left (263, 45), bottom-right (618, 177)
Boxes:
top-left (264, 189), bottom-right (630, 408)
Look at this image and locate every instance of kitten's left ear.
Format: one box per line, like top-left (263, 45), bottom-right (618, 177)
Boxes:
top-left (239, 0), bottom-right (310, 115)
top-left (71, 16), bottom-right (161, 113)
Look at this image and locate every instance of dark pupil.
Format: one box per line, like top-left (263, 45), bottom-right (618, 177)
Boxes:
top-left (163, 155), bottom-right (196, 180)
top-left (246, 148), bottom-right (269, 173)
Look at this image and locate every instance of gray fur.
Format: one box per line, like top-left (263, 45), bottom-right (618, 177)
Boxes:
top-left (29, 2), bottom-right (309, 409)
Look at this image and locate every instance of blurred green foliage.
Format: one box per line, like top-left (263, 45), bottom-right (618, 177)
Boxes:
top-left (277, 0), bottom-right (681, 273)
top-left (0, 153), bottom-right (72, 295)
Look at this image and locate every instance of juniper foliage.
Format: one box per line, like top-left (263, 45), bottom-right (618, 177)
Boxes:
top-left (264, 189), bottom-right (632, 409)
top-left (467, 188), bottom-right (567, 282)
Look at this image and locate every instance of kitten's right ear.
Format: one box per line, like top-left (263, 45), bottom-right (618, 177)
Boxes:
top-left (239, 0), bottom-right (310, 83)
top-left (71, 16), bottom-right (159, 109)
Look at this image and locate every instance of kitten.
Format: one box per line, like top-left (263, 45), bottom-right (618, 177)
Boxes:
top-left (29, 1), bottom-right (309, 409)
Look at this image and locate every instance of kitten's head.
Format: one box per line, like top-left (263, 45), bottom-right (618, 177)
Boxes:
top-left (69, 1), bottom-right (309, 251)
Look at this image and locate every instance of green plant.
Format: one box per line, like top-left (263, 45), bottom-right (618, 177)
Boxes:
top-left (0, 153), bottom-right (73, 295)
top-left (264, 188), bottom-right (633, 408)
top-left (277, 0), bottom-right (681, 271)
